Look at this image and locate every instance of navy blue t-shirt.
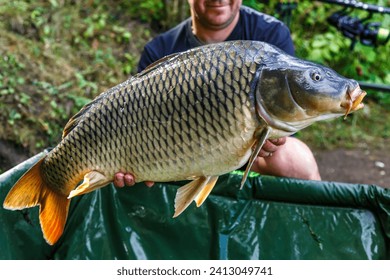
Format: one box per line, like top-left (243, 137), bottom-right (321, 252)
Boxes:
top-left (138, 6), bottom-right (294, 72)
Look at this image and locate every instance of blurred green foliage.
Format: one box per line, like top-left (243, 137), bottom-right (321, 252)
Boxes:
top-left (0, 0), bottom-right (152, 151)
top-left (0, 0), bottom-right (388, 155)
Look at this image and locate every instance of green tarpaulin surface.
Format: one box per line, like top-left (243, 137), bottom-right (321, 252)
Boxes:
top-left (1, 151), bottom-right (389, 259)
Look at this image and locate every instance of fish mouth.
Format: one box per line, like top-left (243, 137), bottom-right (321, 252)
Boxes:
top-left (341, 86), bottom-right (366, 119)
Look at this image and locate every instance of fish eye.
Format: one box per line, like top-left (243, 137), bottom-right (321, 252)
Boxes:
top-left (311, 71), bottom-right (322, 82)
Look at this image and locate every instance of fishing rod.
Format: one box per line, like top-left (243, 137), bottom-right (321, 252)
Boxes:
top-left (317, 0), bottom-right (390, 49)
top-left (358, 81), bottom-right (390, 93)
top-left (318, 0), bottom-right (390, 14)
top-left (275, 1), bottom-right (390, 46)
top-left (318, 1), bottom-right (390, 93)
top-left (314, 1), bottom-right (390, 93)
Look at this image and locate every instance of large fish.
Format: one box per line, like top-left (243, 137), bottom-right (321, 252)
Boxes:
top-left (3, 41), bottom-right (366, 245)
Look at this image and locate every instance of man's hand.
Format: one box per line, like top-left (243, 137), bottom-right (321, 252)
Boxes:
top-left (113, 173), bottom-right (154, 188)
top-left (258, 137), bottom-right (287, 157)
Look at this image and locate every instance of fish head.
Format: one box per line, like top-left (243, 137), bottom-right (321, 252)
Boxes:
top-left (255, 58), bottom-right (366, 136)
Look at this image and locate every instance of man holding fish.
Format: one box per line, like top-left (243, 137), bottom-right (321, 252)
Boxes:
top-left (4, 0), bottom-right (366, 245)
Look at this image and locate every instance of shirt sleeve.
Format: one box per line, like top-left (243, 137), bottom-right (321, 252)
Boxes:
top-left (236, 6), bottom-right (295, 56)
top-left (137, 43), bottom-right (160, 73)
top-left (269, 22), bottom-right (295, 56)
top-left (137, 20), bottom-right (191, 73)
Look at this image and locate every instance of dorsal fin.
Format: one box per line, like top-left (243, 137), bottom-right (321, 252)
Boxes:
top-left (62, 104), bottom-right (89, 138)
top-left (135, 52), bottom-right (181, 79)
top-left (62, 94), bottom-right (104, 138)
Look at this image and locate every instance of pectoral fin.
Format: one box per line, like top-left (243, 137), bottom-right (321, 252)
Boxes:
top-left (68, 171), bottom-right (110, 198)
top-left (195, 175), bottom-right (218, 207)
top-left (240, 127), bottom-right (271, 189)
top-left (173, 176), bottom-right (218, 218)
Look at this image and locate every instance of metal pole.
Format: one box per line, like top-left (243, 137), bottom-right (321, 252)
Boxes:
top-left (317, 0), bottom-right (390, 14)
top-left (358, 81), bottom-right (390, 93)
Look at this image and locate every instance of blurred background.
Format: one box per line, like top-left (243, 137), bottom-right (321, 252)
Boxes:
top-left (0, 0), bottom-right (388, 186)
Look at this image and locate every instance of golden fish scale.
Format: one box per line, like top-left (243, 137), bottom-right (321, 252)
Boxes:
top-left (41, 41), bottom-right (264, 195)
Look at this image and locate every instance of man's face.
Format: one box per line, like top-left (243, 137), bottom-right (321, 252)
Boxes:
top-left (188, 0), bottom-right (242, 30)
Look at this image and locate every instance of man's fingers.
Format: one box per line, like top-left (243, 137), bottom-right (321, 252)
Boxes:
top-left (269, 137), bottom-right (287, 146)
top-left (114, 172), bottom-right (154, 188)
top-left (114, 173), bottom-right (125, 188)
top-left (124, 174), bottom-right (136, 186)
top-left (257, 137), bottom-right (287, 157)
top-left (258, 140), bottom-right (278, 157)
top-left (145, 181), bottom-right (155, 187)
top-left (113, 173), bottom-right (135, 187)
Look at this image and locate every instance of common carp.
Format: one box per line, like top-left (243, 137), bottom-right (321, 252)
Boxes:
top-left (3, 41), bottom-right (366, 245)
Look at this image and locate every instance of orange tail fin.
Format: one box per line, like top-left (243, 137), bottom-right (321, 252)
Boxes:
top-left (3, 156), bottom-right (70, 245)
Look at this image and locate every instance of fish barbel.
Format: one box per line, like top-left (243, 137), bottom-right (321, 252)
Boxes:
top-left (3, 41), bottom-right (366, 245)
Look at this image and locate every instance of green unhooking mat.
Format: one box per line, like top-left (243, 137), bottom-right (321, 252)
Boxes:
top-left (0, 150), bottom-right (389, 259)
